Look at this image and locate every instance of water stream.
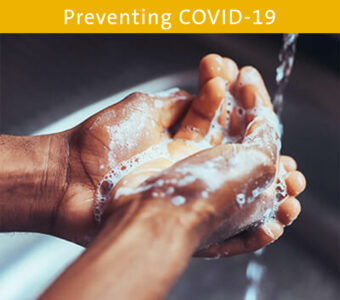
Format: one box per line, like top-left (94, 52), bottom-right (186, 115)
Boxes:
top-left (273, 34), bottom-right (299, 117)
top-left (244, 249), bottom-right (265, 300)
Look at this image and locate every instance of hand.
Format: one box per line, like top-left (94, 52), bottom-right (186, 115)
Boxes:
top-left (53, 88), bottom-right (193, 244)
top-left (38, 54), bottom-right (306, 300)
top-left (195, 155), bottom-right (305, 257)
top-left (101, 54), bottom-right (306, 254)
top-left (53, 53), bottom-right (305, 252)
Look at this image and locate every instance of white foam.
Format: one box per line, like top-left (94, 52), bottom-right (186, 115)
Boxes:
top-left (154, 99), bottom-right (164, 108)
top-left (236, 193), bottom-right (246, 208)
top-left (106, 102), bottom-right (150, 166)
top-left (172, 196), bottom-right (186, 206)
top-left (166, 187), bottom-right (175, 195)
top-left (94, 138), bottom-right (173, 222)
top-left (201, 191), bottom-right (209, 198)
top-left (199, 98), bottom-right (225, 146)
top-left (272, 160), bottom-right (288, 213)
top-left (176, 156), bottom-right (227, 192)
top-left (261, 208), bottom-right (274, 223)
top-left (94, 83), bottom-right (283, 221)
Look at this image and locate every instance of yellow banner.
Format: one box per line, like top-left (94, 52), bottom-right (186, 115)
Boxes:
top-left (0, 0), bottom-right (339, 33)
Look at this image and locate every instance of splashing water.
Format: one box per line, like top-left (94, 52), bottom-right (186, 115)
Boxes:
top-left (243, 249), bottom-right (266, 300)
top-left (273, 34), bottom-right (299, 117)
top-left (244, 249), bottom-right (266, 300)
top-left (243, 34), bottom-right (299, 300)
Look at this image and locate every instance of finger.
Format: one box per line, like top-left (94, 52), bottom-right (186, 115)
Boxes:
top-left (238, 71), bottom-right (279, 156)
top-left (276, 196), bottom-right (301, 225)
top-left (223, 57), bottom-right (239, 81)
top-left (242, 116), bottom-right (280, 161)
top-left (243, 221), bottom-right (284, 252)
top-left (195, 220), bottom-right (284, 257)
top-left (199, 54), bottom-right (238, 89)
top-left (228, 66), bottom-right (272, 137)
top-left (234, 67), bottom-right (271, 132)
top-left (196, 55), bottom-right (239, 141)
top-left (228, 106), bottom-right (246, 137)
top-left (280, 155), bottom-right (297, 172)
top-left (174, 77), bottom-right (227, 145)
top-left (146, 89), bottom-right (193, 129)
top-left (233, 66), bottom-right (272, 109)
top-left (196, 161), bottom-right (304, 258)
top-left (285, 170), bottom-right (306, 197)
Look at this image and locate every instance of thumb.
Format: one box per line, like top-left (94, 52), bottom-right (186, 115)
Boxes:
top-left (146, 88), bottom-right (193, 130)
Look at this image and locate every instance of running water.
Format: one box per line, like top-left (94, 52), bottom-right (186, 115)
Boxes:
top-left (273, 34), bottom-right (299, 117)
top-left (243, 34), bottom-right (299, 300)
top-left (244, 249), bottom-right (266, 300)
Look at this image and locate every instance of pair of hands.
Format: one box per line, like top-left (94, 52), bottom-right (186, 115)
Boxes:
top-left (53, 54), bottom-right (305, 256)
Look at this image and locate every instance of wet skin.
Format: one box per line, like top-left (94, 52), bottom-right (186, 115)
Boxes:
top-left (0, 54), bottom-right (306, 253)
top-left (104, 54), bottom-right (306, 255)
top-left (52, 54), bottom-right (306, 255)
top-left (38, 54), bottom-right (306, 300)
top-left (0, 54), bottom-right (306, 300)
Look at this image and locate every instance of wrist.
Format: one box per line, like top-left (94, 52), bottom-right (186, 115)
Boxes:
top-left (42, 132), bottom-right (70, 235)
top-left (41, 195), bottom-right (201, 300)
top-left (97, 198), bottom-right (200, 298)
top-left (0, 132), bottom-right (69, 234)
top-left (103, 191), bottom-right (211, 249)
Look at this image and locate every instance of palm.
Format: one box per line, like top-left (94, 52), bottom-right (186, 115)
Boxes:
top-left (55, 54), bottom-right (305, 256)
top-left (55, 90), bottom-right (191, 244)
top-left (99, 54), bottom-right (305, 256)
top-left (56, 55), bottom-right (272, 245)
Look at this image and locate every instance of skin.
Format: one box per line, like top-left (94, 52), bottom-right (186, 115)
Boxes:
top-left (0, 54), bottom-right (306, 300)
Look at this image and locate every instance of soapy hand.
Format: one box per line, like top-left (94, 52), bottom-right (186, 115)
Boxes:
top-left (100, 54), bottom-right (306, 255)
top-left (0, 53), bottom-right (307, 300)
top-left (53, 87), bottom-right (194, 244)
top-left (55, 54), bottom-right (305, 254)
